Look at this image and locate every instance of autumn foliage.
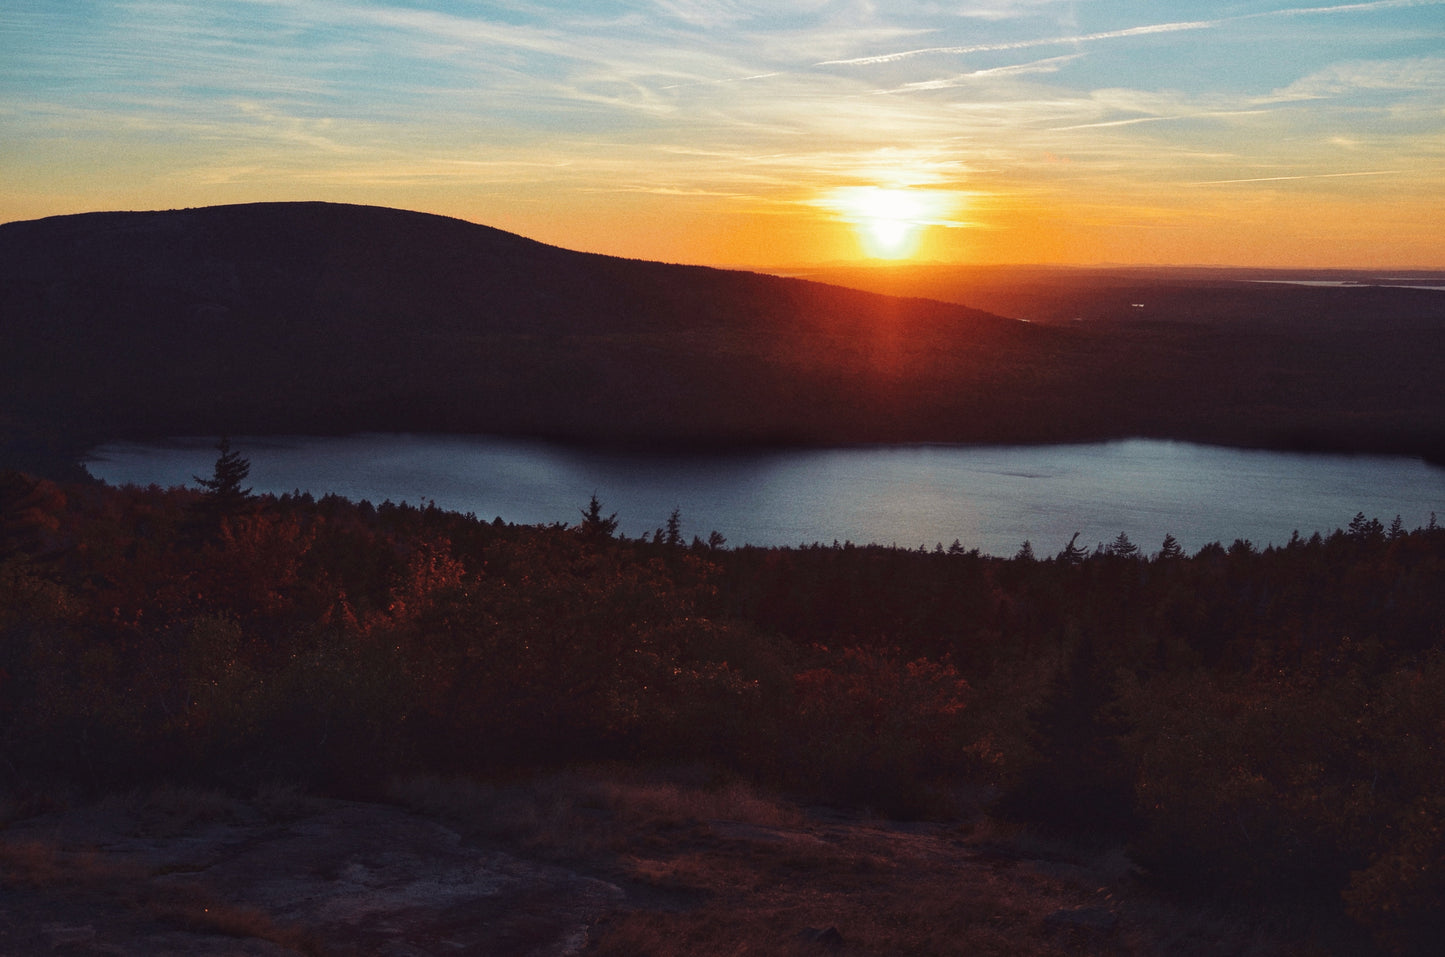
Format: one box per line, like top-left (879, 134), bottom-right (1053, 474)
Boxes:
top-left (2, 472), bottom-right (1443, 952)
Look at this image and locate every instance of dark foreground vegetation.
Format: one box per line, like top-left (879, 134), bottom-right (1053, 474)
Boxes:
top-left (3, 466), bottom-right (1443, 953)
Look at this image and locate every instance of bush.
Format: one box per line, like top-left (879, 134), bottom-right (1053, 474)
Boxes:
top-left (782, 647), bottom-right (971, 815)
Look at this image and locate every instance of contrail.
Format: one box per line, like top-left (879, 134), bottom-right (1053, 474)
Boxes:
top-left (1266, 0), bottom-right (1443, 17)
top-left (818, 22), bottom-right (1214, 67)
top-left (819, 0), bottom-right (1443, 68)
top-left (1187, 169), bottom-right (1404, 185)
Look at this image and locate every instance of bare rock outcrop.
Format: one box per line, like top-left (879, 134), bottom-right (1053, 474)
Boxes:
top-left (0, 794), bottom-right (623, 956)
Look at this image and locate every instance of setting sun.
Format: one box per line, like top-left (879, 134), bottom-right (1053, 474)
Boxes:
top-left (4, 2), bottom-right (1443, 267)
top-left (816, 186), bottom-right (963, 260)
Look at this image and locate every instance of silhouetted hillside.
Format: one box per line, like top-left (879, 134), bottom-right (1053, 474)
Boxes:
top-left (3, 202), bottom-right (1444, 471)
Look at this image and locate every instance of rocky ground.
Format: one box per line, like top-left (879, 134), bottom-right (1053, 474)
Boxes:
top-left (0, 787), bottom-right (620, 956)
top-left (0, 773), bottom-right (1336, 956)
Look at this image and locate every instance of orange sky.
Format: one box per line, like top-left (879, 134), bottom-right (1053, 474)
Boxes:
top-left (4, 1), bottom-right (1443, 268)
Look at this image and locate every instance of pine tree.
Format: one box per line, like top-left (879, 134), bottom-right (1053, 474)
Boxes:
top-left (579, 494), bottom-right (619, 542)
top-left (1000, 636), bottom-right (1136, 834)
top-left (1107, 531), bottom-right (1139, 558)
top-left (193, 437), bottom-right (252, 515)
top-left (1158, 533), bottom-right (1185, 560)
top-left (1348, 512), bottom-right (1385, 543)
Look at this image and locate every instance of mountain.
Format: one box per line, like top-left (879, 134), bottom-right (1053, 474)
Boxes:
top-left (3, 201), bottom-right (1444, 472)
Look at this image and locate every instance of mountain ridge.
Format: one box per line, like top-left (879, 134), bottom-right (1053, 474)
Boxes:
top-left (3, 201), bottom-right (1444, 474)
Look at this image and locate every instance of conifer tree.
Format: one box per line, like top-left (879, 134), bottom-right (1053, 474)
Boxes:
top-left (1158, 533), bottom-right (1185, 560)
top-left (1107, 531), bottom-right (1140, 558)
top-left (1000, 636), bottom-right (1135, 834)
top-left (579, 494), bottom-right (619, 542)
top-left (194, 436), bottom-right (252, 510)
top-left (1057, 532), bottom-right (1087, 565)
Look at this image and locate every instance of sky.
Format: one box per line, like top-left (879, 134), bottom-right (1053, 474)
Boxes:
top-left (3, 1), bottom-right (1443, 267)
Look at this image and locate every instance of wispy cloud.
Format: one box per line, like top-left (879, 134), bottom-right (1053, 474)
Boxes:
top-left (1262, 56), bottom-right (1445, 101)
top-left (887, 54), bottom-right (1082, 93)
top-left (1188, 169), bottom-right (1406, 186)
top-left (3, 0), bottom-right (1443, 265)
top-left (817, 21), bottom-right (1216, 67)
top-left (1052, 109), bottom-right (1272, 131)
top-left (1263, 0), bottom-right (1444, 16)
top-left (818, 0), bottom-right (1445, 69)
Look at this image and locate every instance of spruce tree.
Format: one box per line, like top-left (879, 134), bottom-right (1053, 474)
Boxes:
top-left (1107, 531), bottom-right (1139, 558)
top-left (579, 494), bottom-right (618, 542)
top-left (1001, 636), bottom-right (1136, 835)
top-left (192, 436), bottom-right (252, 525)
top-left (1158, 533), bottom-right (1185, 560)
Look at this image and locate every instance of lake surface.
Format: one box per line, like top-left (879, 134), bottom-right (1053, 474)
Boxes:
top-left (84, 435), bottom-right (1445, 558)
top-left (1246, 279), bottom-right (1445, 290)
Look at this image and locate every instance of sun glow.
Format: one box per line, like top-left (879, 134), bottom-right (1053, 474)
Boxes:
top-left (815, 187), bottom-right (963, 260)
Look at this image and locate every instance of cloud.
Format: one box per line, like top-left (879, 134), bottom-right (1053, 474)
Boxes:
top-left (1262, 56), bottom-right (1445, 101)
top-left (888, 54), bottom-right (1081, 93)
top-left (1051, 110), bottom-right (1271, 132)
top-left (1264, 0), bottom-right (1444, 16)
top-left (5, 0), bottom-right (1443, 265)
top-left (817, 20), bottom-right (1217, 67)
top-left (814, 0), bottom-right (1444, 70)
top-left (1187, 169), bottom-right (1405, 186)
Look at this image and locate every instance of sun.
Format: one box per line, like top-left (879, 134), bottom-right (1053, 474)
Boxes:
top-left (851, 187), bottom-right (932, 258)
top-left (816, 186), bottom-right (961, 260)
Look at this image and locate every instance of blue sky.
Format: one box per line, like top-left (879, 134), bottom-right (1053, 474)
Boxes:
top-left (3, 0), bottom-right (1442, 265)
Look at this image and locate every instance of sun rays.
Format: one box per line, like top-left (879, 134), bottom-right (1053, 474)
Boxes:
top-left (813, 186), bottom-right (966, 260)
top-left (3, 1), bottom-right (1443, 267)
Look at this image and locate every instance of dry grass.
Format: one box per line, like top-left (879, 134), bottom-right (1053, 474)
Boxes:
top-left (594, 775), bottom-right (802, 829)
top-left (137, 884), bottom-right (331, 956)
top-left (386, 764), bottom-right (801, 860)
top-left (382, 765), bottom-right (1342, 956)
top-left (251, 780), bottom-right (333, 821)
top-left (0, 837), bottom-right (142, 890)
top-left (95, 784), bottom-right (246, 837)
top-left (0, 783), bottom-right (78, 827)
top-left (0, 788), bottom-right (331, 956)
top-left (389, 767), bottom-right (1145, 955)
top-left (585, 849), bottom-right (1100, 957)
top-left (2, 774), bottom-right (1349, 956)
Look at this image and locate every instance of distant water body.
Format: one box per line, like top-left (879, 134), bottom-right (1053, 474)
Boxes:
top-left (1246, 279), bottom-right (1445, 291)
top-left (84, 435), bottom-right (1444, 558)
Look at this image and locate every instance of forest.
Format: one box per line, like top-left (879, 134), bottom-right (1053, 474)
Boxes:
top-left (3, 461), bottom-right (1443, 954)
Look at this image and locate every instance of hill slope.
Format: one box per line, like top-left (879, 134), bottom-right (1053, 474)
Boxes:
top-left (0, 203), bottom-right (1058, 454)
top-left (3, 202), bottom-right (1444, 469)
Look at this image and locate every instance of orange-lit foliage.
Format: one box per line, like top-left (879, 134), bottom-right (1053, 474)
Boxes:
top-left (2, 473), bottom-right (1443, 951)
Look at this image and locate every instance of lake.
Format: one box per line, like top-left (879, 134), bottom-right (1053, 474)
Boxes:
top-left (83, 435), bottom-right (1445, 558)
